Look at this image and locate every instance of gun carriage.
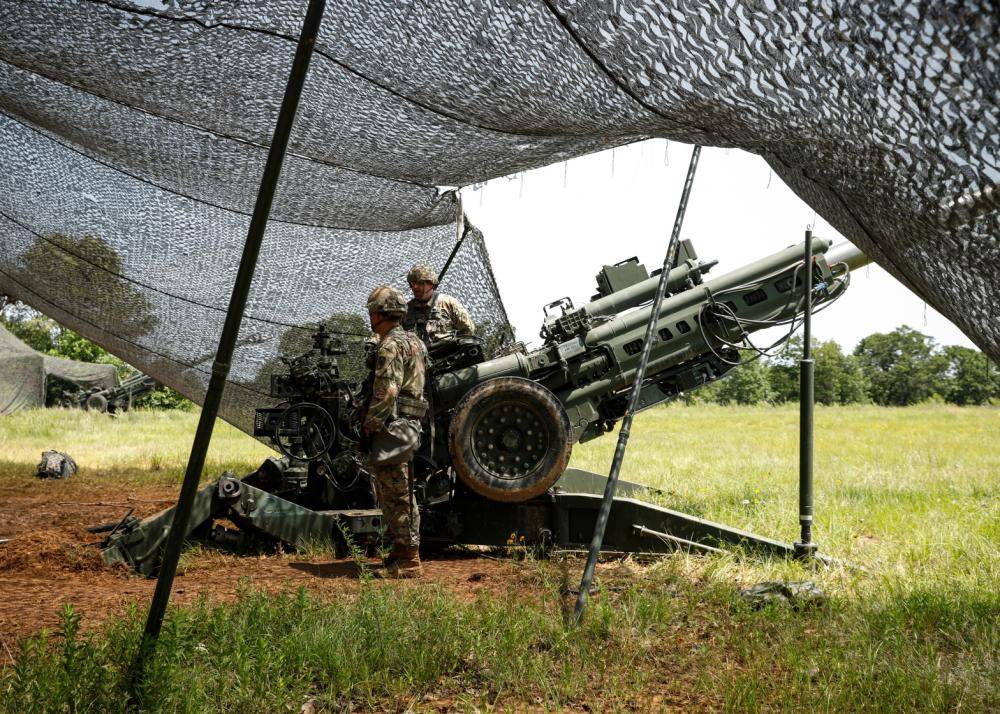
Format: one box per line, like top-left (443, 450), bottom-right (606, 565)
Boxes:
top-left (70, 373), bottom-right (159, 414)
top-left (101, 238), bottom-right (868, 574)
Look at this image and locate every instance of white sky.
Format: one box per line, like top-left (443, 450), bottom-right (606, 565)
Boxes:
top-left (461, 140), bottom-right (977, 353)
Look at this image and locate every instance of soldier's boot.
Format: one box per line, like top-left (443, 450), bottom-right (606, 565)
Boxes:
top-left (383, 542), bottom-right (409, 567)
top-left (386, 546), bottom-right (422, 579)
top-left (373, 545), bottom-right (420, 579)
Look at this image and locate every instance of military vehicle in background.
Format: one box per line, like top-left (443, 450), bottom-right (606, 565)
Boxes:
top-left (71, 372), bottom-right (159, 414)
top-left (101, 237), bottom-right (869, 574)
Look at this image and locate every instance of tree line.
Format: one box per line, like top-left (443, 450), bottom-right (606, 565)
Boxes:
top-left (2, 301), bottom-right (996, 409)
top-left (687, 326), bottom-right (997, 407)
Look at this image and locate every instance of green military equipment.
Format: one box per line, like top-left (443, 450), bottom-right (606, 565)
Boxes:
top-left (73, 372), bottom-right (158, 414)
top-left (434, 237), bottom-right (863, 500)
top-left (101, 238), bottom-right (867, 572)
top-left (365, 285), bottom-right (407, 316)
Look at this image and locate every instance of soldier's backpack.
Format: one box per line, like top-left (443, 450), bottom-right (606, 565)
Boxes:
top-left (36, 450), bottom-right (78, 479)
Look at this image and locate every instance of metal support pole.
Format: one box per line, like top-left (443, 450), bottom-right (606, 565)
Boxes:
top-left (129, 0), bottom-right (327, 687)
top-left (795, 227), bottom-right (817, 558)
top-left (437, 194), bottom-right (466, 286)
top-left (573, 145), bottom-right (701, 623)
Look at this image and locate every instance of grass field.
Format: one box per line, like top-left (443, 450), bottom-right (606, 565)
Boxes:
top-left (1, 405), bottom-right (998, 711)
top-left (0, 407), bottom-right (274, 488)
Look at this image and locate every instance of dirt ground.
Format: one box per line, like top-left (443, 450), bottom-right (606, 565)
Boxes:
top-left (0, 478), bottom-right (538, 659)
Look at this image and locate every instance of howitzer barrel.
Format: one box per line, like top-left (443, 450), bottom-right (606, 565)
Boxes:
top-left (584, 259), bottom-right (711, 319)
top-left (434, 351), bottom-right (530, 406)
top-left (434, 237), bottom-right (865, 451)
top-left (584, 238), bottom-right (833, 346)
top-left (825, 241), bottom-right (870, 273)
top-left (558, 344), bottom-right (695, 406)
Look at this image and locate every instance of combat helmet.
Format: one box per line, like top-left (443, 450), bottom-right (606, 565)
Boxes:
top-left (366, 285), bottom-right (407, 316)
top-left (406, 264), bottom-right (439, 285)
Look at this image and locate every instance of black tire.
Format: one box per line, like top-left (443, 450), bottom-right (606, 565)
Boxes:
top-left (448, 377), bottom-right (572, 502)
top-left (85, 393), bottom-right (108, 413)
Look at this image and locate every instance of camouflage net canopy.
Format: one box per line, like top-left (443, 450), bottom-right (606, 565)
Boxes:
top-left (1, 1), bottom-right (996, 432)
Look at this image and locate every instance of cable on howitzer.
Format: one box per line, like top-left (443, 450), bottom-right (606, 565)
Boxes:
top-left (696, 261), bottom-right (852, 366)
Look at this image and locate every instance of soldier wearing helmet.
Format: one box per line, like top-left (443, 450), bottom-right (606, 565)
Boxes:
top-left (404, 264), bottom-right (475, 345)
top-left (362, 285), bottom-right (429, 578)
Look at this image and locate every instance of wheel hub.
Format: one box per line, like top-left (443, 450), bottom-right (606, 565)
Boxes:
top-left (500, 428), bottom-right (521, 451)
top-left (472, 403), bottom-right (548, 480)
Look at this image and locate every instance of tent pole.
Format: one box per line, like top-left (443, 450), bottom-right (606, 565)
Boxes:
top-left (795, 228), bottom-right (818, 558)
top-left (437, 194), bottom-right (467, 286)
top-left (129, 0), bottom-right (327, 689)
top-left (573, 144), bottom-right (701, 624)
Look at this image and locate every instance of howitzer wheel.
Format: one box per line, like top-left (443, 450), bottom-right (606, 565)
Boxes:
top-left (85, 393), bottom-right (109, 413)
top-left (449, 377), bottom-right (572, 502)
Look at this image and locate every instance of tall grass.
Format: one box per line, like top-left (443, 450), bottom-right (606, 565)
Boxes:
top-left (573, 404), bottom-right (1000, 584)
top-left (4, 560), bottom-right (996, 712)
top-left (1, 405), bottom-right (998, 710)
top-left (0, 407), bottom-right (272, 488)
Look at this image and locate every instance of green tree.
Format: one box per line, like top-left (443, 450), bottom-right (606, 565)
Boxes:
top-left (837, 355), bottom-right (870, 404)
top-left (813, 340), bottom-right (870, 405)
top-left (53, 328), bottom-right (124, 368)
top-left (766, 337), bottom-right (868, 405)
top-left (768, 336), bottom-right (803, 403)
top-left (853, 326), bottom-right (948, 406)
top-left (1, 308), bottom-right (58, 353)
top-left (942, 345), bottom-right (996, 405)
top-left (714, 359), bottom-right (774, 405)
top-left (811, 341), bottom-right (844, 405)
top-left (133, 386), bottom-right (193, 411)
top-left (679, 374), bottom-right (724, 404)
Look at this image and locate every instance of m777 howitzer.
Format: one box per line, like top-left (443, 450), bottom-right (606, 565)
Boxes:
top-left (71, 372), bottom-right (159, 414)
top-left (432, 237), bottom-right (865, 500)
top-left (100, 238), bottom-right (869, 574)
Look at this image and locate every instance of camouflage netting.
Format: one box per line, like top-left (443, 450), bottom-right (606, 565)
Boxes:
top-left (1, 1), bottom-right (996, 432)
top-left (0, 324), bottom-right (118, 415)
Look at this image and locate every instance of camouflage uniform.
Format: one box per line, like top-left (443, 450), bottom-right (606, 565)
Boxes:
top-left (403, 292), bottom-right (475, 345)
top-left (404, 264), bottom-right (475, 346)
top-left (364, 324), bottom-right (428, 550)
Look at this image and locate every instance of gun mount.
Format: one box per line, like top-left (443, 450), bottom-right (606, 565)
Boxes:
top-left (250, 325), bottom-right (374, 509)
top-left (101, 238), bottom-right (867, 573)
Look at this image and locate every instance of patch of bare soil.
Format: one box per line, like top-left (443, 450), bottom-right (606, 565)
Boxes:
top-left (0, 476), bottom-right (537, 656)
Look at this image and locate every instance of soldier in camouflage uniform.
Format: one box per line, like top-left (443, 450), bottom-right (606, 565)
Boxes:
top-left (404, 264), bottom-right (475, 346)
top-left (363, 285), bottom-right (429, 578)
